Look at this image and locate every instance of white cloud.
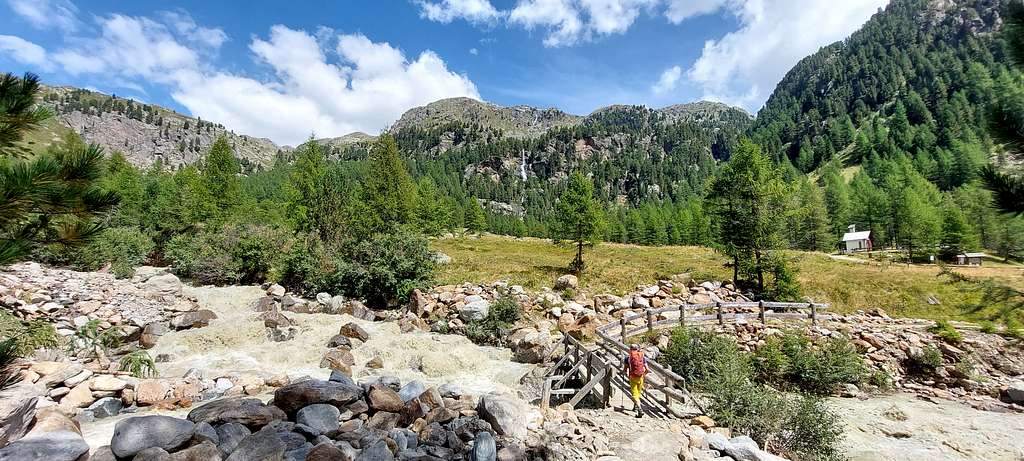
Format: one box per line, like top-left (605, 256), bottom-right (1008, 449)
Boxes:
top-left (469, 47), bottom-right (479, 55)
top-left (161, 10), bottom-right (228, 50)
top-left (6, 0), bottom-right (79, 31)
top-left (4, 11), bottom-right (479, 146)
top-left (509, 0), bottom-right (584, 46)
top-left (686, 0), bottom-right (886, 111)
top-left (53, 14), bottom-right (200, 81)
top-left (651, 65), bottom-right (680, 94)
top-left (173, 27), bottom-right (479, 146)
top-left (663, 0), bottom-right (729, 23)
top-left (510, 0), bottom-right (659, 46)
top-left (417, 0), bottom-right (502, 24)
top-left (0, 35), bottom-right (52, 71)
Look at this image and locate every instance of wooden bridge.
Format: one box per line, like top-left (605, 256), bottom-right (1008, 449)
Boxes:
top-left (539, 301), bottom-right (830, 419)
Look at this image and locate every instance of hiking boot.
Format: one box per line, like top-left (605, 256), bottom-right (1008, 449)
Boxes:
top-left (634, 406), bottom-right (642, 418)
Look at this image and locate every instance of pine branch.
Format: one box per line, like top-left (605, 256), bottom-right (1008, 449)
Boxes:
top-left (979, 165), bottom-right (1024, 216)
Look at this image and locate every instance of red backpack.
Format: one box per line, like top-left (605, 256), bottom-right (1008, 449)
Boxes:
top-left (628, 349), bottom-right (646, 377)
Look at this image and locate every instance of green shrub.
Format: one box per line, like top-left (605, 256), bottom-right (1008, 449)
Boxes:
top-left (750, 331), bottom-right (865, 394)
top-left (76, 226), bottom-right (154, 278)
top-left (465, 293), bottom-right (523, 345)
top-left (669, 328), bottom-right (847, 461)
top-left (750, 337), bottom-right (791, 386)
top-left (661, 328), bottom-right (746, 386)
top-left (0, 311), bottom-right (58, 355)
top-left (328, 231), bottom-right (435, 308)
top-left (927, 320), bottom-right (963, 344)
top-left (166, 223), bottom-right (288, 285)
top-left (980, 321), bottom-right (997, 334)
top-left (119, 350), bottom-right (158, 378)
top-left (908, 344), bottom-right (944, 373)
top-left (166, 232), bottom-right (239, 284)
top-left (776, 395), bottom-right (846, 461)
top-left (869, 369), bottom-right (893, 390)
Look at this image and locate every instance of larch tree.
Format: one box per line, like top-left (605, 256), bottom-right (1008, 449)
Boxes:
top-left (706, 140), bottom-right (788, 295)
top-left (552, 172), bottom-right (603, 274)
top-left (983, 0), bottom-right (1024, 215)
top-left (355, 134), bottom-right (416, 236)
top-left (464, 197), bottom-right (486, 234)
top-left (200, 136), bottom-right (242, 218)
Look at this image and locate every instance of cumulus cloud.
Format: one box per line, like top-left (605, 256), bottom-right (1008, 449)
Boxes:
top-left (663, 0), bottom-right (729, 23)
top-left (0, 35), bottom-right (52, 71)
top-left (1, 11), bottom-right (479, 146)
top-left (416, 0), bottom-right (502, 24)
top-left (6, 0), bottom-right (79, 31)
top-left (509, 0), bottom-right (657, 46)
top-left (686, 0), bottom-right (886, 110)
top-left (651, 65), bottom-right (680, 94)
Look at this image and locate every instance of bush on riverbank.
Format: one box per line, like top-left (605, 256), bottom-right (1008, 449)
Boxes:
top-left (661, 327), bottom-right (854, 461)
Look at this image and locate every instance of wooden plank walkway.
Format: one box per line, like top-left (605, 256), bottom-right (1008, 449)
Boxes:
top-left (539, 300), bottom-right (829, 419)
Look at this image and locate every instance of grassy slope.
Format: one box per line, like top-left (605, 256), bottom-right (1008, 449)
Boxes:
top-left (432, 234), bottom-right (1024, 321)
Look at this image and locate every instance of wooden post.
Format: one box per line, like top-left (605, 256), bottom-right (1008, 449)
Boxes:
top-left (602, 364), bottom-right (613, 408)
top-left (758, 300), bottom-right (766, 325)
top-left (646, 309), bottom-right (654, 334)
top-left (586, 352), bottom-right (593, 384)
top-left (716, 301), bottom-right (724, 326)
top-left (620, 317), bottom-right (627, 340)
top-left (679, 304), bottom-right (686, 327)
top-left (810, 302), bottom-right (817, 325)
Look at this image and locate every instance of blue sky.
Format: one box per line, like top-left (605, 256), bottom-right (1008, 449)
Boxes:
top-left (0, 0), bottom-right (887, 145)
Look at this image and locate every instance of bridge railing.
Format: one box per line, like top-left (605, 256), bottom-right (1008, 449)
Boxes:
top-left (596, 301), bottom-right (831, 340)
top-left (591, 301), bottom-right (830, 416)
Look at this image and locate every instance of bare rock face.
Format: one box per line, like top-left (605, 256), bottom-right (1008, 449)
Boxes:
top-left (40, 85), bottom-right (282, 169)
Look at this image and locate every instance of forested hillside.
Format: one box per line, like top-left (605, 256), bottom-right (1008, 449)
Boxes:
top-left (12, 0), bottom-right (1024, 262)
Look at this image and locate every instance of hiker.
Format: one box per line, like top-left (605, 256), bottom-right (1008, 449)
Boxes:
top-left (623, 343), bottom-right (647, 417)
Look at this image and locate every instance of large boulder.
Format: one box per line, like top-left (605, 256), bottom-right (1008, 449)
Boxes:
top-left (272, 379), bottom-right (362, 415)
top-left (187, 397), bottom-right (286, 428)
top-left (476, 394), bottom-right (528, 440)
top-left (110, 415), bottom-right (195, 458)
top-left (135, 379), bottom-right (172, 405)
top-left (0, 408), bottom-right (88, 461)
top-left (338, 323), bottom-right (369, 341)
top-left (142, 273), bottom-right (183, 298)
top-left (459, 300), bottom-right (490, 322)
top-left (368, 385), bottom-right (405, 412)
top-left (306, 442), bottom-right (348, 461)
top-left (1001, 380), bottom-right (1024, 404)
top-left (295, 404), bottom-right (340, 435)
top-left (170, 310), bottom-right (218, 330)
top-left (355, 440), bottom-right (394, 461)
top-left (554, 274), bottom-right (579, 291)
top-left (225, 427), bottom-right (286, 461)
top-left (0, 382), bottom-right (41, 445)
top-left (164, 441), bottom-right (222, 461)
top-left (214, 423), bottom-right (251, 456)
top-left (471, 431), bottom-right (497, 461)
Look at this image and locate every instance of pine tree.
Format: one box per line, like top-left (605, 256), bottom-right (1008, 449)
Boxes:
top-left (286, 137), bottom-right (328, 233)
top-left (790, 179), bottom-right (831, 252)
top-left (896, 186), bottom-right (941, 261)
top-left (201, 137), bottom-right (242, 218)
top-left (706, 140), bottom-right (789, 294)
top-left (356, 134), bottom-right (416, 235)
top-left (552, 172), bottom-right (603, 273)
top-left (1, 73), bottom-right (119, 264)
top-left (464, 198), bottom-right (486, 234)
top-left (940, 198), bottom-right (978, 260)
top-left (0, 73), bottom-right (51, 157)
top-left (982, 1), bottom-right (1024, 216)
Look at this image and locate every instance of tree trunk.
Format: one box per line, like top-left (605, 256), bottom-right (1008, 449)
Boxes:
top-left (755, 249), bottom-right (764, 295)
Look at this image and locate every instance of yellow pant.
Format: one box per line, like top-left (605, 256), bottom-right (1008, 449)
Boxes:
top-left (628, 375), bottom-right (644, 402)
